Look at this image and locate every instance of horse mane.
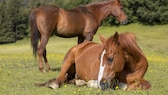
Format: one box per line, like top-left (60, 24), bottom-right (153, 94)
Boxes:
top-left (75, 6), bottom-right (90, 13)
top-left (65, 0), bottom-right (115, 13)
top-left (119, 32), bottom-right (144, 62)
top-left (86, 0), bottom-right (115, 7)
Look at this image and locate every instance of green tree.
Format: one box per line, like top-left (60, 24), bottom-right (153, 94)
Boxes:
top-left (0, 0), bottom-right (28, 44)
top-left (121, 0), bottom-right (168, 24)
top-left (54, 0), bottom-right (92, 9)
top-left (0, 0), bottom-right (15, 43)
top-left (137, 0), bottom-right (168, 24)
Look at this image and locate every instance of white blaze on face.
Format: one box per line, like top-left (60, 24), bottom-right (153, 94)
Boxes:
top-left (98, 49), bottom-right (106, 88)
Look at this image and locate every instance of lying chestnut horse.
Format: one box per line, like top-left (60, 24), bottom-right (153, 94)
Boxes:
top-left (29, 0), bottom-right (128, 72)
top-left (36, 32), bottom-right (151, 90)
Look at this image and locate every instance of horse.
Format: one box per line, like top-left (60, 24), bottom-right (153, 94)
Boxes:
top-left (29, 0), bottom-right (128, 72)
top-left (36, 32), bottom-right (151, 90)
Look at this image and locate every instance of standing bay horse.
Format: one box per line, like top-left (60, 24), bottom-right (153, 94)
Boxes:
top-left (36, 32), bottom-right (151, 90)
top-left (29, 0), bottom-right (128, 72)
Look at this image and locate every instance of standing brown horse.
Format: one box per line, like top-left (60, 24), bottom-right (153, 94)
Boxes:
top-left (29, 0), bottom-right (128, 72)
top-left (36, 32), bottom-right (151, 90)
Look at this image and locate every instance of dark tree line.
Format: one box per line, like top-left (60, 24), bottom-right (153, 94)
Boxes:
top-left (122, 0), bottom-right (168, 24)
top-left (0, 0), bottom-right (168, 44)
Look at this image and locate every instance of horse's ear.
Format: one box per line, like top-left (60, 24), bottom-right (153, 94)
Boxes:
top-left (99, 34), bottom-right (106, 43)
top-left (114, 32), bottom-right (120, 45)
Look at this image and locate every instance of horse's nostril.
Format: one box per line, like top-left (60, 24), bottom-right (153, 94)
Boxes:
top-left (100, 81), bottom-right (108, 90)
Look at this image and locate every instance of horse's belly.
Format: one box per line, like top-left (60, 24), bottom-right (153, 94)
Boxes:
top-left (76, 67), bottom-right (97, 81)
top-left (56, 29), bottom-right (79, 38)
top-left (76, 71), bottom-right (90, 81)
top-left (56, 22), bottom-right (84, 37)
top-left (56, 10), bottom-right (85, 37)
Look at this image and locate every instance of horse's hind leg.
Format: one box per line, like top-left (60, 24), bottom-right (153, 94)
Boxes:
top-left (38, 36), bottom-right (49, 72)
top-left (43, 49), bottom-right (51, 71)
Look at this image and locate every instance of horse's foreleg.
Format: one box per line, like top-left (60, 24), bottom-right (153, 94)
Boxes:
top-left (78, 32), bottom-right (94, 44)
top-left (125, 71), bottom-right (151, 90)
top-left (54, 49), bottom-right (75, 86)
top-left (138, 78), bottom-right (151, 90)
top-left (56, 61), bottom-right (74, 85)
top-left (43, 49), bottom-right (51, 71)
top-left (78, 36), bottom-right (85, 44)
top-left (125, 72), bottom-right (141, 90)
top-left (126, 78), bottom-right (151, 90)
top-left (84, 32), bottom-right (94, 41)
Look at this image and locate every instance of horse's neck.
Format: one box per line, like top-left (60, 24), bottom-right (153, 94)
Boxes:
top-left (87, 1), bottom-right (112, 24)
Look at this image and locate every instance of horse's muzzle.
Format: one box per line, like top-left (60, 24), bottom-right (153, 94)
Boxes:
top-left (120, 19), bottom-right (128, 25)
top-left (99, 80), bottom-right (111, 90)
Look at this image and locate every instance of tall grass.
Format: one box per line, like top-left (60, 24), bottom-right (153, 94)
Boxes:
top-left (0, 23), bottom-right (168, 95)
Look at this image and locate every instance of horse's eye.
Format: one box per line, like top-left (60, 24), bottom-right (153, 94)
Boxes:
top-left (107, 57), bottom-right (113, 64)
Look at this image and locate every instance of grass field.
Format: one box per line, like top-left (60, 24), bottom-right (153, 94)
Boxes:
top-left (0, 23), bottom-right (168, 95)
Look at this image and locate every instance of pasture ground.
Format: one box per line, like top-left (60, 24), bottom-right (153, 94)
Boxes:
top-left (0, 23), bottom-right (168, 95)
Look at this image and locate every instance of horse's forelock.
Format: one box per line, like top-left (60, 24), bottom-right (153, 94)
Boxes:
top-left (105, 34), bottom-right (118, 47)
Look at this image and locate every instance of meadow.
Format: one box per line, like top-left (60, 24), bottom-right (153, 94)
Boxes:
top-left (0, 23), bottom-right (168, 95)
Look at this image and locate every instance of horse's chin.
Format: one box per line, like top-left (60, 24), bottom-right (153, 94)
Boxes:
top-left (99, 79), bottom-right (112, 90)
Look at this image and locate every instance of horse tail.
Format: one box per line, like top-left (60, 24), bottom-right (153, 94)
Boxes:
top-left (29, 9), bottom-right (40, 57)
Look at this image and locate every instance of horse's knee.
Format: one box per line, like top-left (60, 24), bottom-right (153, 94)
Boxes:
top-left (37, 47), bottom-right (44, 56)
top-left (139, 80), bottom-right (151, 90)
top-left (84, 32), bottom-right (94, 41)
top-left (126, 79), bottom-right (151, 90)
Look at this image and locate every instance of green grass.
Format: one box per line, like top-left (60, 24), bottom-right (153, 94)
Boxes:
top-left (0, 23), bottom-right (168, 95)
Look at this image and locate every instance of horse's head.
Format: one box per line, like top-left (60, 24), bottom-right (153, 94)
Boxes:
top-left (110, 0), bottom-right (128, 24)
top-left (98, 32), bottom-right (125, 90)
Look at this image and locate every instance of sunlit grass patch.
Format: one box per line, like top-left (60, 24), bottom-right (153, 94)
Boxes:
top-left (147, 54), bottom-right (168, 63)
top-left (0, 23), bottom-right (168, 95)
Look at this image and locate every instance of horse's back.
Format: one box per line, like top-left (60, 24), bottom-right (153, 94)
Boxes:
top-left (71, 41), bottom-right (99, 56)
top-left (36, 5), bottom-right (59, 13)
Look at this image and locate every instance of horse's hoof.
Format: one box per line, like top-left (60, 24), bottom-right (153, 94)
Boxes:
top-left (48, 82), bottom-right (59, 89)
top-left (75, 80), bottom-right (87, 86)
top-left (39, 69), bottom-right (46, 73)
top-left (47, 69), bottom-right (52, 72)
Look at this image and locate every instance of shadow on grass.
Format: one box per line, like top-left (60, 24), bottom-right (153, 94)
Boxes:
top-left (51, 67), bottom-right (61, 71)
